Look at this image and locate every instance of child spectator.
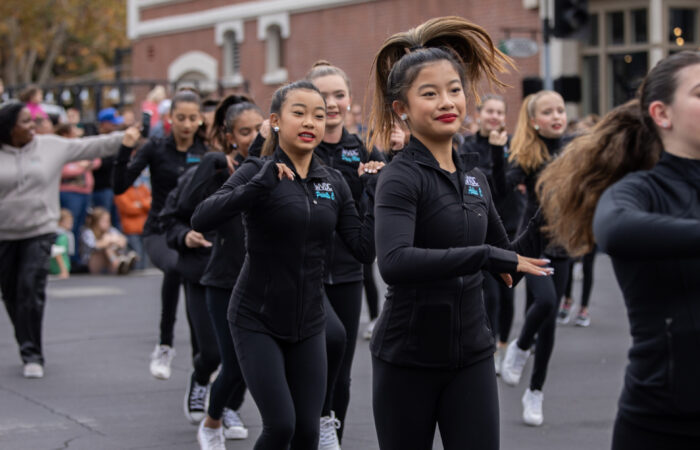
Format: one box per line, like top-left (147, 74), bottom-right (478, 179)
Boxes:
top-left (114, 175), bottom-right (151, 270)
top-left (49, 209), bottom-right (75, 279)
top-left (80, 207), bottom-right (136, 274)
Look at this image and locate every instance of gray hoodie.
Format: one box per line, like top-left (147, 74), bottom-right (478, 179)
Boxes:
top-left (0, 132), bottom-right (124, 241)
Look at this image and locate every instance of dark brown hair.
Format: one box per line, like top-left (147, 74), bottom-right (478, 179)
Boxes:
top-left (536, 51), bottom-right (700, 256)
top-left (210, 94), bottom-right (262, 153)
top-left (367, 16), bottom-right (513, 151)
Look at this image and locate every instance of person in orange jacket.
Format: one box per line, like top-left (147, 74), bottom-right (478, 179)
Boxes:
top-left (115, 177), bottom-right (151, 270)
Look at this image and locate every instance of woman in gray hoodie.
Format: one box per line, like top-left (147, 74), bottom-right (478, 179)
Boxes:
top-left (0, 101), bottom-right (139, 378)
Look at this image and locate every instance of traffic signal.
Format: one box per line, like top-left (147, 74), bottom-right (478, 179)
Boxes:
top-left (553, 0), bottom-right (589, 38)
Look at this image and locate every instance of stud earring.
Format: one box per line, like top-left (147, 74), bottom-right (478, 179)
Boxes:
top-left (400, 113), bottom-right (408, 121)
top-left (199, 121), bottom-right (203, 126)
top-left (662, 121), bottom-right (670, 129)
top-left (533, 124), bottom-right (540, 131)
top-left (347, 105), bottom-right (351, 112)
top-left (231, 143), bottom-right (238, 149)
top-left (273, 126), bottom-right (280, 132)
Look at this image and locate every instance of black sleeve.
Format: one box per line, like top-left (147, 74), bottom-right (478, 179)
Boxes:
top-left (160, 172), bottom-right (193, 252)
top-left (178, 152), bottom-right (229, 214)
top-left (334, 173), bottom-right (376, 264)
top-left (113, 140), bottom-right (152, 195)
top-left (593, 178), bottom-right (700, 258)
top-left (375, 164), bottom-right (518, 286)
top-left (190, 158), bottom-right (271, 232)
top-left (489, 143), bottom-right (508, 199)
top-left (248, 133), bottom-right (265, 158)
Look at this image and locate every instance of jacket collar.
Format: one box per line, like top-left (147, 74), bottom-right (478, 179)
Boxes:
top-left (406, 136), bottom-right (479, 172)
top-left (316, 128), bottom-right (360, 154)
top-left (655, 151), bottom-right (700, 183)
top-left (273, 146), bottom-right (327, 180)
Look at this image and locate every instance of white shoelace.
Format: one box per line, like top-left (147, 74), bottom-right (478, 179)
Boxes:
top-left (319, 415), bottom-right (341, 446)
top-left (222, 408), bottom-right (244, 428)
top-left (189, 383), bottom-right (208, 410)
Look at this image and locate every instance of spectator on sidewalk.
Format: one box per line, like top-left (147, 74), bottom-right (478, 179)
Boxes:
top-left (49, 209), bottom-right (74, 279)
top-left (114, 174), bottom-right (151, 270)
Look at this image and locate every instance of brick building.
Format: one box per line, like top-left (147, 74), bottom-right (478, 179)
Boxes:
top-left (127, 0), bottom-right (700, 125)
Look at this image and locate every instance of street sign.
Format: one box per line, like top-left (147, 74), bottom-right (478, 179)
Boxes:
top-left (500, 38), bottom-right (539, 58)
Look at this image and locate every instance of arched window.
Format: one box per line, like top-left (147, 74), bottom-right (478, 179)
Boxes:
top-left (258, 13), bottom-right (289, 85)
top-left (223, 30), bottom-right (241, 79)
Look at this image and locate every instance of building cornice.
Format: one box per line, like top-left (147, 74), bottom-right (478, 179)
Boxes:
top-left (128, 0), bottom-right (375, 40)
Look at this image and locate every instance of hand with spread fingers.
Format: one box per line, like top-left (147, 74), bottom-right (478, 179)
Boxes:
top-left (358, 161), bottom-right (385, 176)
top-left (276, 163), bottom-right (295, 181)
top-left (500, 255), bottom-right (553, 288)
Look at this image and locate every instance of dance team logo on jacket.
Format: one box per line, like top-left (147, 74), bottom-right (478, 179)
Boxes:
top-left (314, 182), bottom-right (336, 201)
top-left (341, 149), bottom-right (361, 163)
top-left (465, 175), bottom-right (484, 198)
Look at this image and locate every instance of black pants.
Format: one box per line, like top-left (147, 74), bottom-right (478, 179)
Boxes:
top-left (564, 248), bottom-right (597, 308)
top-left (143, 233), bottom-right (185, 349)
top-left (323, 294), bottom-right (346, 416)
top-left (324, 281), bottom-right (363, 441)
top-left (363, 263), bottom-right (380, 320)
top-left (517, 257), bottom-right (570, 391)
top-left (611, 413), bottom-right (700, 450)
top-left (372, 356), bottom-right (498, 450)
top-left (184, 281), bottom-right (220, 386)
top-left (0, 234), bottom-right (54, 365)
top-left (232, 326), bottom-right (326, 450)
top-left (205, 286), bottom-right (247, 419)
top-left (482, 271), bottom-right (515, 344)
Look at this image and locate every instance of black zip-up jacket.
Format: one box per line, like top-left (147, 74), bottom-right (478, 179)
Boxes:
top-left (315, 129), bottom-right (385, 284)
top-left (593, 151), bottom-right (700, 436)
top-left (193, 147), bottom-right (376, 341)
top-left (460, 133), bottom-right (525, 236)
top-left (113, 135), bottom-right (207, 235)
top-left (159, 153), bottom-right (228, 283)
top-left (190, 152), bottom-right (247, 290)
top-left (371, 137), bottom-right (543, 369)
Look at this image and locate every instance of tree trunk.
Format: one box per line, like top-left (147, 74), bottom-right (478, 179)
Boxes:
top-left (21, 48), bottom-right (39, 84)
top-left (3, 17), bottom-right (20, 86)
top-left (36, 22), bottom-right (67, 85)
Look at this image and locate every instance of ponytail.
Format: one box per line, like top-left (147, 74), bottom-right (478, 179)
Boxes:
top-left (367, 16), bottom-right (513, 151)
top-left (536, 51), bottom-right (700, 255)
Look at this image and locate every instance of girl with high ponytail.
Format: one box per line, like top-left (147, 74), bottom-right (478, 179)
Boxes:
top-left (188, 94), bottom-right (264, 445)
top-left (306, 59), bottom-right (386, 447)
top-left (498, 88), bottom-right (571, 427)
top-left (537, 51), bottom-right (700, 449)
top-left (368, 16), bottom-right (552, 449)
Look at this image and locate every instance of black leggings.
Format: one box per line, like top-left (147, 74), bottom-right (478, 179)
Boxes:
top-left (232, 327), bottom-right (326, 450)
top-left (205, 286), bottom-right (247, 419)
top-left (611, 413), bottom-right (700, 450)
top-left (323, 295), bottom-right (346, 416)
top-left (143, 233), bottom-right (184, 349)
top-left (0, 234), bottom-right (54, 365)
top-left (482, 271), bottom-right (515, 344)
top-left (372, 356), bottom-right (498, 450)
top-left (324, 281), bottom-right (363, 441)
top-left (184, 281), bottom-right (220, 386)
top-left (564, 248), bottom-right (597, 308)
top-left (363, 263), bottom-right (380, 320)
top-left (516, 257), bottom-right (570, 391)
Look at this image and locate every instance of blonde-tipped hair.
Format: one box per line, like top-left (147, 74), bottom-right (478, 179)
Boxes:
top-left (367, 16), bottom-right (514, 151)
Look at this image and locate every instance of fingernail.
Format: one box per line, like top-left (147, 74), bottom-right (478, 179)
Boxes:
top-left (543, 258), bottom-right (551, 263)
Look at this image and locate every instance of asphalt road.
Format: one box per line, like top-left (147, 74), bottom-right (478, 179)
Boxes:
top-left (0, 254), bottom-right (629, 450)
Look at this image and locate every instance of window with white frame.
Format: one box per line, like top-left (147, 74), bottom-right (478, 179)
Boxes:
top-left (258, 13), bottom-right (289, 85)
top-left (223, 31), bottom-right (242, 82)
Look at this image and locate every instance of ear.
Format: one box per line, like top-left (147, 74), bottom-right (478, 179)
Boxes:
top-left (648, 100), bottom-right (671, 129)
top-left (225, 131), bottom-right (235, 145)
top-left (392, 100), bottom-right (407, 118)
top-left (269, 113), bottom-right (280, 129)
top-left (529, 117), bottom-right (538, 129)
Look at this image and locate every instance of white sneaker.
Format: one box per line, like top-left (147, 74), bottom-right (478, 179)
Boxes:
top-left (319, 411), bottom-right (341, 450)
top-left (197, 420), bottom-right (226, 450)
top-left (150, 344), bottom-right (175, 380)
top-left (522, 388), bottom-right (544, 426)
top-left (23, 362), bottom-right (44, 379)
top-left (363, 319), bottom-right (377, 340)
top-left (185, 371), bottom-right (209, 424)
top-left (222, 408), bottom-right (248, 439)
top-left (501, 339), bottom-right (531, 386)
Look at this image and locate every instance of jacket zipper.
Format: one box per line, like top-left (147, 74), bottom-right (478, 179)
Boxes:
top-left (298, 180), bottom-right (313, 340)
